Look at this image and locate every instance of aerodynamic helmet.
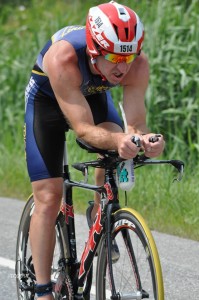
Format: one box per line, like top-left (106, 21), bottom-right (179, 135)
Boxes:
top-left (86, 1), bottom-right (144, 58)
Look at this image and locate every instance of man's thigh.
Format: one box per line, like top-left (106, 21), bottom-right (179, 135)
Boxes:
top-left (25, 89), bottom-right (68, 182)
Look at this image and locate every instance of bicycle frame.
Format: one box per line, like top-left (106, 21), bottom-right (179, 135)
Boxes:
top-left (60, 141), bottom-right (121, 298)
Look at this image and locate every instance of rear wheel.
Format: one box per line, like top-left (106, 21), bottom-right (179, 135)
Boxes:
top-left (15, 195), bottom-right (72, 299)
top-left (96, 209), bottom-right (164, 300)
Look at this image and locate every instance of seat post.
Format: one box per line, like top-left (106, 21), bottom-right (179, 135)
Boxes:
top-left (63, 138), bottom-right (70, 180)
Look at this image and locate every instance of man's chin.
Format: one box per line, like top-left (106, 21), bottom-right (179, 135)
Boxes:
top-left (107, 74), bottom-right (123, 84)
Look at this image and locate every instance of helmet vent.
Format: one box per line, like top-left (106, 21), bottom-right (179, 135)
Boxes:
top-left (134, 24), bottom-right (137, 38)
top-left (125, 28), bottom-right (129, 40)
top-left (113, 24), bottom-right (119, 38)
top-left (113, 24), bottom-right (129, 40)
top-left (118, 8), bottom-right (126, 16)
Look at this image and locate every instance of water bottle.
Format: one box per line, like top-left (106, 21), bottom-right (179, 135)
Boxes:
top-left (116, 159), bottom-right (135, 191)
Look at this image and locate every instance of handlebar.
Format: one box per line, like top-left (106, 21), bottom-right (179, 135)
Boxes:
top-left (73, 138), bottom-right (184, 182)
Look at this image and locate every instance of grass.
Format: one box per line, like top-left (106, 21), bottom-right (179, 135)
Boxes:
top-left (0, 0), bottom-right (199, 240)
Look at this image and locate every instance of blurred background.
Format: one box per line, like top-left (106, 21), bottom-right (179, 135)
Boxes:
top-left (0, 0), bottom-right (198, 240)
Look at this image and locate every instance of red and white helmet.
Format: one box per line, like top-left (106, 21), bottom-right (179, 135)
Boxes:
top-left (86, 1), bottom-right (144, 58)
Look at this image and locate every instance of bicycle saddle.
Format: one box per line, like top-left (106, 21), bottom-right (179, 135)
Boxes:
top-left (76, 138), bottom-right (117, 156)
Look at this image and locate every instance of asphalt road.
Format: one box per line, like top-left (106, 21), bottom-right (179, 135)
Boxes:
top-left (0, 197), bottom-right (199, 300)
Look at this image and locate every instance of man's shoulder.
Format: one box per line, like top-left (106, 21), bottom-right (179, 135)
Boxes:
top-left (135, 52), bottom-right (149, 68)
top-left (51, 25), bottom-right (86, 49)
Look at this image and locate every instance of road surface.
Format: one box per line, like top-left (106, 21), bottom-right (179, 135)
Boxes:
top-left (0, 197), bottom-right (199, 299)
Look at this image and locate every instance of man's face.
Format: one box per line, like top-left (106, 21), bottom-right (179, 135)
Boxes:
top-left (96, 55), bottom-right (133, 84)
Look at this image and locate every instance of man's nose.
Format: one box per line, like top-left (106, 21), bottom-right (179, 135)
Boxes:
top-left (116, 61), bottom-right (128, 73)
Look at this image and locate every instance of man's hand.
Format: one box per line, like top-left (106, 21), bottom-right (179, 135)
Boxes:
top-left (116, 133), bottom-right (165, 159)
top-left (116, 134), bottom-right (141, 159)
top-left (141, 133), bottom-right (165, 158)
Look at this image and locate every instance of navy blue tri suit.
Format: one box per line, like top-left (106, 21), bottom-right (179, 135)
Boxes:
top-left (25, 25), bottom-right (123, 182)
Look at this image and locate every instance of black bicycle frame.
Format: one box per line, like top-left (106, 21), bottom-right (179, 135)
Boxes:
top-left (60, 154), bottom-right (121, 298)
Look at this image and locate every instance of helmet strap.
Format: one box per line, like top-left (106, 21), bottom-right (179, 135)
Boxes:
top-left (90, 57), bottom-right (107, 81)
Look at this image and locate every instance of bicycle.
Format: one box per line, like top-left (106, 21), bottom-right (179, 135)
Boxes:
top-left (15, 136), bottom-right (184, 300)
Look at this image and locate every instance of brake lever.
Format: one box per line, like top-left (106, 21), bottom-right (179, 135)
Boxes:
top-left (173, 165), bottom-right (184, 182)
top-left (171, 160), bottom-right (184, 182)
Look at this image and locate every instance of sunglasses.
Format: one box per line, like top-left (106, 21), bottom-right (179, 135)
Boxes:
top-left (101, 50), bottom-right (137, 64)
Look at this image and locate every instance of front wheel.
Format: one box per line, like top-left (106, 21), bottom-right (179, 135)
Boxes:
top-left (96, 208), bottom-right (164, 300)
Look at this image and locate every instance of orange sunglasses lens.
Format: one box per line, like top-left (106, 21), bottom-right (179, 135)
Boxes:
top-left (104, 52), bottom-right (136, 64)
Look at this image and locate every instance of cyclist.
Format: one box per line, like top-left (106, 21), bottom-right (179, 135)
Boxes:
top-left (24, 1), bottom-right (165, 299)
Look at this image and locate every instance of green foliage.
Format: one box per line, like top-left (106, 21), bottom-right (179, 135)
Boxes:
top-left (0, 0), bottom-right (198, 239)
top-left (144, 0), bottom-right (199, 162)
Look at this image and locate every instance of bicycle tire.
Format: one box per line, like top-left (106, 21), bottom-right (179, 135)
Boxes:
top-left (96, 208), bottom-right (164, 300)
top-left (15, 195), bottom-right (72, 300)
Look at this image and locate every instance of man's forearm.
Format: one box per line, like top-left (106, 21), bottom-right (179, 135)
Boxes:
top-left (75, 123), bottom-right (123, 150)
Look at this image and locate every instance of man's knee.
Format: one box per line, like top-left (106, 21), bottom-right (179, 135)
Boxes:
top-left (32, 178), bottom-right (63, 215)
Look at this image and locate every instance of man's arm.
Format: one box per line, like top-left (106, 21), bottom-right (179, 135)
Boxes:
top-left (121, 52), bottom-right (165, 157)
top-left (42, 41), bottom-right (139, 158)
